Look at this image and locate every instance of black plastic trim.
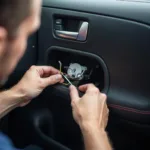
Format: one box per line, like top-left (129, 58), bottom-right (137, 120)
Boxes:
top-left (45, 46), bottom-right (110, 93)
top-left (43, 0), bottom-right (150, 25)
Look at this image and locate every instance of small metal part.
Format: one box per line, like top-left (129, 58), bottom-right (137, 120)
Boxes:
top-left (61, 73), bottom-right (73, 85)
top-left (58, 61), bottom-right (73, 86)
top-left (67, 63), bottom-right (87, 80)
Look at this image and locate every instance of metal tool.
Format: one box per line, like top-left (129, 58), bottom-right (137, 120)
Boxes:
top-left (61, 73), bottom-right (73, 86)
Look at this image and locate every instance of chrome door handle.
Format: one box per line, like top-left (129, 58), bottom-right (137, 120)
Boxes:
top-left (55, 22), bottom-right (89, 41)
top-left (55, 31), bottom-right (78, 40)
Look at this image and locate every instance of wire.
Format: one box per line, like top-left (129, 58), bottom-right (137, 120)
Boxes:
top-left (77, 70), bottom-right (86, 79)
top-left (61, 73), bottom-right (73, 85)
top-left (58, 61), bottom-right (62, 73)
top-left (58, 61), bottom-right (72, 86)
top-left (62, 83), bottom-right (70, 86)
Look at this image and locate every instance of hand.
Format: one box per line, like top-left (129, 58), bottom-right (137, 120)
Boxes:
top-left (69, 84), bottom-right (109, 131)
top-left (12, 66), bottom-right (63, 107)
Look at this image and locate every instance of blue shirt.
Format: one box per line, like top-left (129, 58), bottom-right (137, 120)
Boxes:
top-left (0, 132), bottom-right (18, 150)
top-left (0, 132), bottom-right (42, 150)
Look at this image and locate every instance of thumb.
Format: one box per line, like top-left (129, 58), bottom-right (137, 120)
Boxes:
top-left (69, 85), bottom-right (80, 102)
top-left (43, 74), bottom-right (62, 87)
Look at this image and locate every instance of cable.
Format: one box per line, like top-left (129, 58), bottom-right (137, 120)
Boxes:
top-left (58, 61), bottom-right (62, 73)
top-left (58, 61), bottom-right (71, 86)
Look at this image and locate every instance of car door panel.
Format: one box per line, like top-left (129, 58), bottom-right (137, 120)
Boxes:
top-left (3, 1), bottom-right (150, 150)
top-left (37, 6), bottom-right (150, 124)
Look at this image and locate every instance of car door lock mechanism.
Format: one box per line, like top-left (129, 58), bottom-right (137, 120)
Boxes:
top-left (66, 63), bottom-right (87, 80)
top-left (58, 60), bottom-right (98, 87)
top-left (46, 47), bottom-right (109, 91)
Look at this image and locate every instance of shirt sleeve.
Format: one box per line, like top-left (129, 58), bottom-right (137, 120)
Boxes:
top-left (0, 132), bottom-right (19, 150)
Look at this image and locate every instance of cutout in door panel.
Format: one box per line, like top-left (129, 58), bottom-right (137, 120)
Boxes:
top-left (46, 46), bottom-right (109, 92)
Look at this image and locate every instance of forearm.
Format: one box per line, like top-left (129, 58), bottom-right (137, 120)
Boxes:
top-left (0, 89), bottom-right (25, 119)
top-left (81, 123), bottom-right (112, 150)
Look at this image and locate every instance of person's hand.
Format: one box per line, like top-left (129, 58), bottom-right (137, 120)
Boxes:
top-left (69, 84), bottom-right (109, 131)
top-left (12, 66), bottom-right (63, 107)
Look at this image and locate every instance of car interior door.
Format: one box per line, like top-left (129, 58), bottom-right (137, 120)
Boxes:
top-left (1, 0), bottom-right (150, 150)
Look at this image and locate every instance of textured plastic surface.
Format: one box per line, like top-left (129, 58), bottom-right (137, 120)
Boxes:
top-left (43, 0), bottom-right (150, 25)
top-left (38, 7), bottom-right (150, 124)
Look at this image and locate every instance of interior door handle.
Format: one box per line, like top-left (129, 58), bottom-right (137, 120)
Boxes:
top-left (55, 22), bottom-right (89, 41)
top-left (55, 31), bottom-right (78, 40)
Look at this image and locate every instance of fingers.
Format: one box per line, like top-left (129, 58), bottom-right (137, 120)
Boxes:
top-left (79, 84), bottom-right (96, 92)
top-left (30, 66), bottom-right (60, 77)
top-left (103, 100), bottom-right (109, 129)
top-left (42, 74), bottom-right (62, 87)
top-left (100, 93), bottom-right (107, 101)
top-left (35, 66), bottom-right (64, 83)
top-left (29, 66), bottom-right (64, 87)
top-left (69, 85), bottom-right (80, 102)
top-left (79, 84), bottom-right (100, 94)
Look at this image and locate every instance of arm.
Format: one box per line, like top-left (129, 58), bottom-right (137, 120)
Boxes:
top-left (0, 89), bottom-right (24, 119)
top-left (69, 84), bottom-right (112, 150)
top-left (0, 66), bottom-right (63, 119)
top-left (81, 123), bottom-right (112, 150)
